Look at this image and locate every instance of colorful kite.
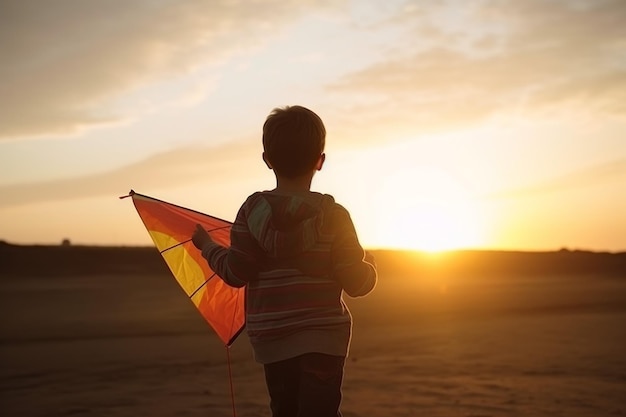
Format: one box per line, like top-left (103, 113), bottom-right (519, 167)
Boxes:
top-left (121, 190), bottom-right (245, 346)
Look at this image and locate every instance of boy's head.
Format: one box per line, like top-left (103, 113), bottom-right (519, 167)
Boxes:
top-left (262, 105), bottom-right (326, 178)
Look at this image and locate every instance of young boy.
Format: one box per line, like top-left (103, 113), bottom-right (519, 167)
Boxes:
top-left (192, 105), bottom-right (377, 417)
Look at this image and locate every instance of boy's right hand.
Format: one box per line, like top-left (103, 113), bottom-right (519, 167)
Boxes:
top-left (191, 224), bottom-right (214, 250)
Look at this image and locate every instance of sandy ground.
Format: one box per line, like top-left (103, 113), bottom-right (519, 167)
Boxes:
top-left (1, 268), bottom-right (625, 416)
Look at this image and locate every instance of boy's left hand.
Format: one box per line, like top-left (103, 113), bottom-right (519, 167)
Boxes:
top-left (192, 224), bottom-right (213, 250)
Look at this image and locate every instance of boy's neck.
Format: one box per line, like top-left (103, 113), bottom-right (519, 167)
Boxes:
top-left (274, 174), bottom-right (314, 192)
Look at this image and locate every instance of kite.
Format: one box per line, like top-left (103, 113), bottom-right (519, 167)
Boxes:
top-left (121, 190), bottom-right (245, 346)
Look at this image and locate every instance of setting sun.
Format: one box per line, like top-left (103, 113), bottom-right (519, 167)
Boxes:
top-left (370, 166), bottom-right (485, 252)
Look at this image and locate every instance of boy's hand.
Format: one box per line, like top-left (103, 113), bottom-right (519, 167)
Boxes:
top-left (364, 251), bottom-right (376, 267)
top-left (192, 224), bottom-right (214, 250)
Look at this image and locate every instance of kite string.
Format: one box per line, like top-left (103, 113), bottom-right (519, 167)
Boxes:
top-left (226, 346), bottom-right (237, 417)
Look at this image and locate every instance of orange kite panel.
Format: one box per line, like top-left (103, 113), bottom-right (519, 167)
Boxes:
top-left (125, 190), bottom-right (245, 346)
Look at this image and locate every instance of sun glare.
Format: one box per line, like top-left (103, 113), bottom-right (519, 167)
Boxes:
top-left (371, 167), bottom-right (484, 252)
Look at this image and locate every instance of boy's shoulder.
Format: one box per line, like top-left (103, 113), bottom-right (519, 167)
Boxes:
top-left (239, 190), bottom-right (352, 217)
top-left (237, 190), bottom-right (353, 256)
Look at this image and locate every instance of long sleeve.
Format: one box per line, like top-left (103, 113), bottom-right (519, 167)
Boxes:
top-left (201, 202), bottom-right (261, 288)
top-left (331, 207), bottom-right (377, 297)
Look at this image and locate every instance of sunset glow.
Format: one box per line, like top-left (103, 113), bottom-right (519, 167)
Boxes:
top-left (369, 167), bottom-right (485, 252)
top-left (0, 0), bottom-right (624, 252)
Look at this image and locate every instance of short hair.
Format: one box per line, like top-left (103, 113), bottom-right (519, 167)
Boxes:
top-left (262, 105), bottom-right (326, 178)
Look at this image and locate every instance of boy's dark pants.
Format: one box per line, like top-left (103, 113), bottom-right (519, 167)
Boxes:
top-left (263, 352), bottom-right (345, 417)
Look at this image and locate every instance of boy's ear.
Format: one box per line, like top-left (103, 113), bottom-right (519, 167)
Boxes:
top-left (316, 153), bottom-right (326, 171)
top-left (262, 152), bottom-right (273, 170)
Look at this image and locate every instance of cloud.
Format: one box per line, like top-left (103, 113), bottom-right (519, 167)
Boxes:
top-left (485, 157), bottom-right (626, 200)
top-left (0, 138), bottom-right (262, 207)
top-left (0, 0), bottom-right (344, 140)
top-left (328, 0), bottom-right (626, 130)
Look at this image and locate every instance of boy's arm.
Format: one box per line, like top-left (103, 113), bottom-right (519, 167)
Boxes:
top-left (193, 204), bottom-right (260, 288)
top-left (331, 207), bottom-right (377, 297)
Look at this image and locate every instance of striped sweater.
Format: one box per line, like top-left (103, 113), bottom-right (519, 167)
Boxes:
top-left (201, 190), bottom-right (377, 364)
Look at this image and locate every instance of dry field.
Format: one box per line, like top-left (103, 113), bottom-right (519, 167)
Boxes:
top-left (1, 248), bottom-right (625, 416)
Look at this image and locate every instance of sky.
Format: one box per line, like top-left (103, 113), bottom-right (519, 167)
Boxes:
top-left (1, 0), bottom-right (625, 252)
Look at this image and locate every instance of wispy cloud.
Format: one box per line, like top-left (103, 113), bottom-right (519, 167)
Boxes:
top-left (0, 0), bottom-right (345, 140)
top-left (0, 139), bottom-right (261, 207)
top-left (329, 0), bottom-right (626, 130)
top-left (485, 158), bottom-right (626, 200)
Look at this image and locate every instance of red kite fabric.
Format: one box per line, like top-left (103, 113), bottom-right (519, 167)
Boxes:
top-left (123, 190), bottom-right (245, 346)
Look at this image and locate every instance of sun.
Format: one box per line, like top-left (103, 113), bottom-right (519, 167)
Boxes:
top-left (371, 167), bottom-right (485, 252)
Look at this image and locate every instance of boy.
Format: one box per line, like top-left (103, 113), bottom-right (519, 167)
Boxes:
top-left (192, 105), bottom-right (377, 417)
